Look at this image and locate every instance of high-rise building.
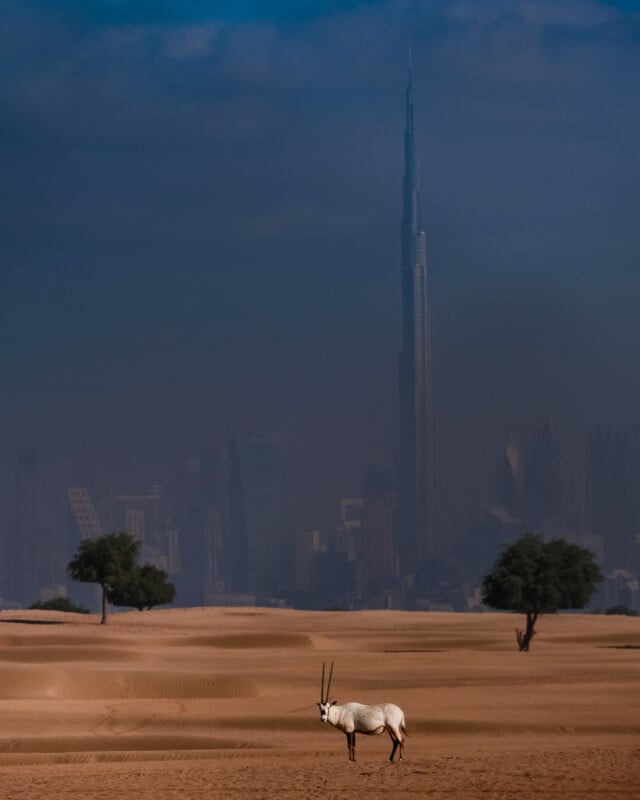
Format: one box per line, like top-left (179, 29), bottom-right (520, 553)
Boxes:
top-left (175, 457), bottom-right (204, 604)
top-left (33, 528), bottom-right (56, 595)
top-left (497, 435), bottom-right (524, 518)
top-left (10, 448), bottom-right (39, 603)
top-left (198, 448), bottom-right (226, 595)
top-left (67, 487), bottom-right (103, 542)
top-left (80, 468), bottom-right (115, 533)
top-left (281, 529), bottom-right (321, 594)
top-left (115, 488), bottom-right (168, 567)
top-left (0, 513), bottom-right (15, 601)
top-left (67, 487), bottom-right (103, 612)
top-left (396, 62), bottom-right (440, 570)
top-left (334, 497), bottom-right (365, 596)
top-left (585, 425), bottom-right (640, 572)
top-left (362, 465), bottom-right (395, 585)
top-left (337, 497), bottom-right (364, 563)
top-left (175, 449), bottom-right (226, 604)
top-left (229, 433), bottom-right (284, 601)
top-left (524, 419), bottom-right (562, 531)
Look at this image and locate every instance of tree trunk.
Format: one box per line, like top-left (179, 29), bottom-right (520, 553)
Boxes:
top-left (101, 585), bottom-right (108, 625)
top-left (515, 612), bottom-right (537, 651)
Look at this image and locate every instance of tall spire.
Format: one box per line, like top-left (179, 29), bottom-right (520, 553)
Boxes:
top-left (396, 48), bottom-right (440, 572)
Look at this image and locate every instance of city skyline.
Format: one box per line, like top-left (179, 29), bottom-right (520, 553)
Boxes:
top-left (5, 415), bottom-right (639, 611)
top-left (2, 2), bottom-right (640, 597)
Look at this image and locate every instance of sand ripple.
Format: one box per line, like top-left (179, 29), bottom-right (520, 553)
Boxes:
top-left (167, 633), bottom-right (313, 649)
top-left (0, 668), bottom-right (258, 700)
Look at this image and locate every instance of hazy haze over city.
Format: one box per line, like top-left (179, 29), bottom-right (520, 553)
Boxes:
top-left (2, 0), bottom-right (640, 540)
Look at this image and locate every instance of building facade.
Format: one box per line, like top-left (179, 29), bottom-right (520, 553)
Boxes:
top-left (396, 66), bottom-right (440, 571)
top-left (10, 448), bottom-right (39, 603)
top-left (586, 425), bottom-right (640, 573)
top-left (229, 433), bottom-right (285, 601)
top-left (362, 465), bottom-right (396, 585)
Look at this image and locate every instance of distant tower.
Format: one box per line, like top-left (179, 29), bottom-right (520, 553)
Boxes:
top-left (68, 487), bottom-right (103, 542)
top-left (198, 447), bottom-right (226, 598)
top-left (11, 448), bottom-right (39, 602)
top-left (174, 449), bottom-right (226, 605)
top-left (67, 487), bottom-right (103, 612)
top-left (229, 433), bottom-right (285, 601)
top-left (396, 57), bottom-right (440, 570)
top-left (362, 465), bottom-right (396, 585)
top-left (524, 419), bottom-right (562, 531)
top-left (586, 425), bottom-right (640, 572)
top-left (497, 435), bottom-right (524, 517)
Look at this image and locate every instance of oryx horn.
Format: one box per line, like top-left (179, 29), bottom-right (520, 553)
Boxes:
top-left (322, 660), bottom-right (334, 702)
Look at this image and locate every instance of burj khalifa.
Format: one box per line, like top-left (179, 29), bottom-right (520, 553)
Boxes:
top-left (396, 62), bottom-right (440, 571)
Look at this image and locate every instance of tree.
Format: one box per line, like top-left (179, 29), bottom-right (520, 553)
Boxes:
top-left (109, 563), bottom-right (176, 611)
top-left (29, 597), bottom-right (89, 614)
top-left (67, 532), bottom-right (140, 624)
top-left (481, 533), bottom-right (602, 651)
top-left (605, 605), bottom-right (638, 617)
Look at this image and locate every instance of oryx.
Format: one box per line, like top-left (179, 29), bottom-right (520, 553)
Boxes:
top-left (316, 661), bottom-right (408, 762)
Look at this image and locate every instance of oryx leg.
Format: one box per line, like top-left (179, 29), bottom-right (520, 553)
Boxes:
top-left (345, 730), bottom-right (356, 762)
top-left (388, 728), bottom-right (403, 762)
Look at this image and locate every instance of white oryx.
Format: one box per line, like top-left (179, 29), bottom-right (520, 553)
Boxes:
top-left (316, 661), bottom-right (408, 762)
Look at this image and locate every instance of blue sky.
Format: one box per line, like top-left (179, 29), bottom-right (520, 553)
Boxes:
top-left (1, 0), bottom-right (639, 526)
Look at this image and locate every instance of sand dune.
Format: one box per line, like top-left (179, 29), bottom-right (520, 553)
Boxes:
top-left (0, 607), bottom-right (638, 799)
top-left (167, 632), bottom-right (313, 649)
top-left (0, 734), bottom-right (262, 754)
top-left (0, 667), bottom-right (258, 700)
top-left (0, 646), bottom-right (145, 663)
top-left (0, 634), bottom-right (135, 648)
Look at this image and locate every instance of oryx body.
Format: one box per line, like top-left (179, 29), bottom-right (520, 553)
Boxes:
top-left (317, 662), bottom-right (407, 762)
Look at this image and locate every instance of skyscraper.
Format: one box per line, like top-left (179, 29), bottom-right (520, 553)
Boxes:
top-left (396, 61), bottom-right (440, 570)
top-left (228, 433), bottom-right (285, 601)
top-left (497, 435), bottom-right (524, 518)
top-left (524, 419), bottom-right (562, 532)
top-left (362, 465), bottom-right (395, 585)
top-left (174, 450), bottom-right (226, 605)
top-left (11, 448), bottom-right (39, 603)
top-left (67, 487), bottom-right (103, 543)
top-left (585, 425), bottom-right (640, 572)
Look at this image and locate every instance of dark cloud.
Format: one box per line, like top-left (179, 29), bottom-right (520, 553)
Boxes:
top-left (2, 0), bottom-right (384, 28)
top-left (1, 0), bottom-right (639, 529)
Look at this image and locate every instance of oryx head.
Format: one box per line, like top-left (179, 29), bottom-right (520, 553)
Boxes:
top-left (317, 660), bottom-right (336, 722)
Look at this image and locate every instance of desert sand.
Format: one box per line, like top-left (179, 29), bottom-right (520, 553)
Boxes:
top-left (0, 606), bottom-right (638, 799)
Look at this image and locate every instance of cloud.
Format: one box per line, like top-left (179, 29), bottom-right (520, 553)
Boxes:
top-left (162, 22), bottom-right (223, 58)
top-left (445, 0), bottom-right (618, 28)
top-left (3, 0), bottom-right (384, 28)
top-left (1, 0), bottom-right (640, 524)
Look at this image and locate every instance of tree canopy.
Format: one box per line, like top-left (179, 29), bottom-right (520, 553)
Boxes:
top-left (108, 563), bottom-right (176, 611)
top-left (481, 533), bottom-right (602, 651)
top-left (29, 597), bottom-right (89, 614)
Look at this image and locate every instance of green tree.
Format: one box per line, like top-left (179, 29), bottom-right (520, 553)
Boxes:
top-left (67, 532), bottom-right (140, 624)
top-left (29, 597), bottom-right (90, 614)
top-left (605, 605), bottom-right (638, 617)
top-left (481, 533), bottom-right (602, 651)
top-left (109, 563), bottom-right (176, 611)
